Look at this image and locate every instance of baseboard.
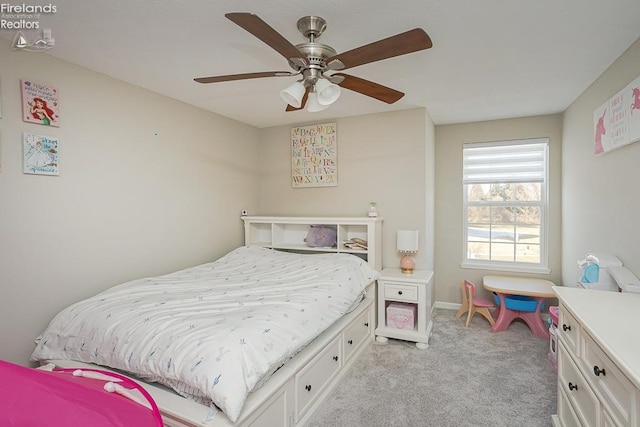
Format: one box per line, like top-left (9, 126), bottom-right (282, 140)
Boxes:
top-left (435, 301), bottom-right (460, 311)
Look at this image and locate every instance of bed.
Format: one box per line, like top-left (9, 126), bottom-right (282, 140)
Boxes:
top-left (31, 218), bottom-right (381, 427)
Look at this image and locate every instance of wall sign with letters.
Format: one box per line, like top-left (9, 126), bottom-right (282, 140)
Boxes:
top-left (291, 122), bottom-right (337, 188)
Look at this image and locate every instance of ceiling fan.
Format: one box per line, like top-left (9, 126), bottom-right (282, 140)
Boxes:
top-left (194, 13), bottom-right (433, 112)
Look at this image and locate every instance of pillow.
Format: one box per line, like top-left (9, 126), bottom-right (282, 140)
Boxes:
top-left (304, 225), bottom-right (337, 247)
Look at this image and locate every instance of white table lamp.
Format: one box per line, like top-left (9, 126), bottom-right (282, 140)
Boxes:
top-left (397, 230), bottom-right (419, 274)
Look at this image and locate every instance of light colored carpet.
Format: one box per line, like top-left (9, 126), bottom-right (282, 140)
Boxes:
top-left (306, 308), bottom-right (557, 427)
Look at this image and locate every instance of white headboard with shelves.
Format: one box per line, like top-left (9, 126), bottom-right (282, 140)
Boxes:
top-left (241, 216), bottom-right (383, 270)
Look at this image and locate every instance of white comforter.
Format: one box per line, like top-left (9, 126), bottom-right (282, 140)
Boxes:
top-left (31, 246), bottom-right (379, 422)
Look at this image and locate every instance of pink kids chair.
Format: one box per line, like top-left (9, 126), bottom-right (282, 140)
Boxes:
top-left (460, 280), bottom-right (495, 328)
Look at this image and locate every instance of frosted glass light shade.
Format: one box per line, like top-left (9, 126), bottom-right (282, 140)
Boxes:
top-left (306, 92), bottom-right (329, 112)
top-left (280, 81), bottom-right (306, 108)
top-left (397, 230), bottom-right (419, 252)
top-left (315, 78), bottom-right (341, 106)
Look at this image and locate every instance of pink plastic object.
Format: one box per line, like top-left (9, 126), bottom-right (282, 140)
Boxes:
top-left (387, 302), bottom-right (416, 330)
top-left (492, 292), bottom-right (549, 338)
top-left (549, 305), bottom-right (559, 325)
top-left (465, 280), bottom-right (494, 308)
top-left (0, 360), bottom-right (162, 427)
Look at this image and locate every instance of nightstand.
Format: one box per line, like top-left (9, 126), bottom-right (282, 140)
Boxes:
top-left (375, 268), bottom-right (434, 349)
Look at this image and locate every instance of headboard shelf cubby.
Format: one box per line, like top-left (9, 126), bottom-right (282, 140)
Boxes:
top-left (241, 216), bottom-right (383, 270)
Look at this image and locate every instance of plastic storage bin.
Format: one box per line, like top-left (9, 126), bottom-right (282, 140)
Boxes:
top-left (493, 293), bottom-right (546, 312)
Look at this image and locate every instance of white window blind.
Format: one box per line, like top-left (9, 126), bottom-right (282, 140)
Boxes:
top-left (463, 138), bottom-right (547, 185)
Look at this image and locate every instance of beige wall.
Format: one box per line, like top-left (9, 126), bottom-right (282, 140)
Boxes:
top-left (256, 109), bottom-right (435, 272)
top-left (5, 30), bottom-right (638, 367)
top-left (0, 45), bottom-right (260, 364)
top-left (562, 38), bottom-right (640, 284)
top-left (435, 115), bottom-right (564, 304)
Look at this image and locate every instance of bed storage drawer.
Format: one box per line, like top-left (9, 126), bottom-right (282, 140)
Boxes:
top-left (239, 379), bottom-right (295, 427)
top-left (295, 336), bottom-right (342, 420)
top-left (343, 307), bottom-right (372, 361)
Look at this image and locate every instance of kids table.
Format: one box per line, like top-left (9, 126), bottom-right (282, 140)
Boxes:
top-left (482, 275), bottom-right (556, 338)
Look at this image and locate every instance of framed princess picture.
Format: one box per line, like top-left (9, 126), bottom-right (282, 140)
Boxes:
top-left (23, 133), bottom-right (59, 176)
top-left (21, 80), bottom-right (60, 127)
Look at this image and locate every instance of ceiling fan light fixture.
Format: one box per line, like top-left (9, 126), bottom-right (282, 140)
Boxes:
top-left (315, 78), bottom-right (341, 106)
top-left (306, 92), bottom-right (329, 112)
top-left (280, 81), bottom-right (306, 108)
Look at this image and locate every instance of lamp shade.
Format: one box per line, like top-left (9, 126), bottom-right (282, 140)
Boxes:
top-left (397, 230), bottom-right (419, 253)
top-left (315, 78), bottom-right (341, 106)
top-left (306, 92), bottom-right (329, 112)
top-left (280, 81), bottom-right (306, 108)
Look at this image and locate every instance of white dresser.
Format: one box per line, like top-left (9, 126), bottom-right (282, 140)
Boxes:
top-left (552, 286), bottom-right (640, 427)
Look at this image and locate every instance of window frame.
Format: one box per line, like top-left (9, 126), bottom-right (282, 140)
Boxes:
top-left (461, 138), bottom-right (550, 274)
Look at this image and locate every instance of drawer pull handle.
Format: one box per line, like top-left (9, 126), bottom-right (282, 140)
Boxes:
top-left (568, 382), bottom-right (578, 391)
top-left (398, 291), bottom-right (403, 295)
top-left (333, 356), bottom-right (339, 362)
top-left (593, 366), bottom-right (606, 377)
top-left (562, 324), bottom-right (571, 332)
top-left (305, 384), bottom-right (312, 392)
top-left (348, 340), bottom-right (353, 345)
top-left (364, 322), bottom-right (369, 327)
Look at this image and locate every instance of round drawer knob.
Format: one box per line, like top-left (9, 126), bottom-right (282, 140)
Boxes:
top-left (398, 291), bottom-right (403, 295)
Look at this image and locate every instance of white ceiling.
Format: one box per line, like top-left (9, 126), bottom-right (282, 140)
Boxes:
top-left (3, 0), bottom-right (640, 128)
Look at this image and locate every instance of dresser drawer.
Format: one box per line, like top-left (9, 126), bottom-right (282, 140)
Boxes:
top-left (557, 384), bottom-right (582, 427)
top-left (295, 336), bottom-right (341, 419)
top-left (343, 306), bottom-right (371, 361)
top-left (383, 282), bottom-right (418, 302)
top-left (581, 331), bottom-right (637, 427)
top-left (558, 341), bottom-right (601, 427)
top-left (558, 304), bottom-right (580, 357)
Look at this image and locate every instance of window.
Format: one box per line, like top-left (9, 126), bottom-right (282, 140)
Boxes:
top-left (462, 138), bottom-right (549, 273)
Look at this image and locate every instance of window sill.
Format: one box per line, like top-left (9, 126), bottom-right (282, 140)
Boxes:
top-left (461, 260), bottom-right (550, 275)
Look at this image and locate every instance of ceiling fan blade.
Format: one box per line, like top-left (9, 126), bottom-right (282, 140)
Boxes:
top-left (327, 28), bottom-right (432, 70)
top-left (226, 13), bottom-right (307, 67)
top-left (334, 73), bottom-right (404, 104)
top-left (194, 71), bottom-right (294, 84)
top-left (285, 86), bottom-right (310, 111)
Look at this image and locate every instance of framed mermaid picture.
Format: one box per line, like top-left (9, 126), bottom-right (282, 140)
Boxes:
top-left (21, 80), bottom-right (60, 127)
top-left (23, 133), bottom-right (59, 176)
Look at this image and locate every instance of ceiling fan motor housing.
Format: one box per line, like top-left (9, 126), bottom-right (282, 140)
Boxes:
top-left (297, 16), bottom-right (327, 39)
top-left (289, 16), bottom-right (340, 85)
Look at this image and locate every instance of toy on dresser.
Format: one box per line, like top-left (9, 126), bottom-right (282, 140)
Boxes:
top-left (577, 253), bottom-right (640, 293)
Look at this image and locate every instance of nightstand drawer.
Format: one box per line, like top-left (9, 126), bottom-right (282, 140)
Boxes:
top-left (383, 282), bottom-right (418, 302)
